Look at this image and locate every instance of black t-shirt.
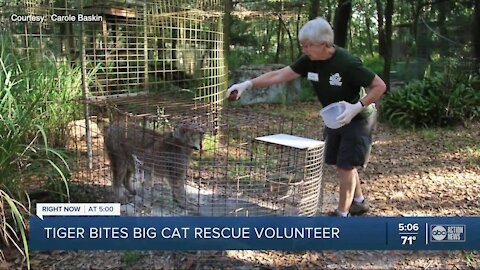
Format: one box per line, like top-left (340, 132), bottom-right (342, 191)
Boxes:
top-left (290, 46), bottom-right (376, 107)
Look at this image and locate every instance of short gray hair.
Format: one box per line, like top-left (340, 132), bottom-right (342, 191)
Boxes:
top-left (298, 17), bottom-right (334, 45)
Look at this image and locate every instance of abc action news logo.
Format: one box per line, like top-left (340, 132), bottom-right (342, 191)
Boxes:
top-left (430, 225), bottom-right (466, 242)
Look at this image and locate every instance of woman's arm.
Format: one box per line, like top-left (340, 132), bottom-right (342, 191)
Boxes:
top-left (250, 66), bottom-right (301, 89)
top-left (359, 75), bottom-right (386, 106)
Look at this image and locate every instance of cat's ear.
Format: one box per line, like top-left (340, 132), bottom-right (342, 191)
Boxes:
top-left (173, 124), bottom-right (184, 139)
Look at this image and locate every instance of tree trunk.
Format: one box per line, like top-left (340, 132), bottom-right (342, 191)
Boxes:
top-left (376, 0), bottom-right (394, 91)
top-left (275, 16), bottom-right (283, 63)
top-left (278, 15), bottom-right (295, 62)
top-left (384, 0), bottom-right (394, 91)
top-left (223, 0), bottom-right (233, 56)
top-left (413, 0), bottom-right (430, 60)
top-left (310, 0), bottom-right (320, 20)
top-left (326, 0), bottom-right (333, 22)
top-left (376, 0), bottom-right (385, 58)
top-left (474, 0), bottom-right (480, 71)
top-left (333, 0), bottom-right (352, 47)
top-left (437, 1), bottom-right (448, 57)
top-left (263, 19), bottom-right (272, 54)
top-left (364, 11), bottom-right (374, 56)
top-left (296, 9), bottom-right (303, 57)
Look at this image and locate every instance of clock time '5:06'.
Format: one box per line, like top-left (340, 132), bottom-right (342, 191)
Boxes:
top-left (398, 223), bottom-right (419, 232)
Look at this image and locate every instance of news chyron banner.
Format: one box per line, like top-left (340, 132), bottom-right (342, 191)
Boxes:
top-left (30, 203), bottom-right (479, 251)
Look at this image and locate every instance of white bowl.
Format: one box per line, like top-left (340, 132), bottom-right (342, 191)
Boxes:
top-left (320, 102), bottom-right (346, 129)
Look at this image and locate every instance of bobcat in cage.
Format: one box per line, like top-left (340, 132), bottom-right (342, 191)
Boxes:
top-left (103, 120), bottom-right (205, 210)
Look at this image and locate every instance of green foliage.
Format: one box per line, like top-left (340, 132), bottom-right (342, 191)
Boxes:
top-left (0, 190), bottom-right (30, 269)
top-left (227, 49), bottom-right (276, 71)
top-left (0, 45), bottom-right (84, 147)
top-left (122, 251), bottom-right (143, 266)
top-left (391, 60), bottom-right (447, 82)
top-left (229, 18), bottom-right (260, 47)
top-left (299, 79), bottom-right (316, 102)
top-left (420, 129), bottom-right (439, 141)
top-left (0, 32), bottom-right (86, 267)
top-left (361, 53), bottom-right (384, 76)
top-left (381, 61), bottom-right (480, 128)
top-left (0, 33), bottom-right (76, 198)
top-left (465, 251), bottom-right (479, 269)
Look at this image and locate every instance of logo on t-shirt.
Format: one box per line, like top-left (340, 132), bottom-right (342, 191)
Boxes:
top-left (307, 72), bottom-right (319, 82)
top-left (329, 73), bottom-right (342, 86)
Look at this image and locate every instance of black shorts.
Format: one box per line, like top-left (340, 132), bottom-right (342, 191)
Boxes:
top-left (324, 110), bottom-right (377, 169)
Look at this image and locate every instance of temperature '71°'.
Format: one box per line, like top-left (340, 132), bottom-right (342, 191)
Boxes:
top-left (401, 235), bottom-right (417, 245)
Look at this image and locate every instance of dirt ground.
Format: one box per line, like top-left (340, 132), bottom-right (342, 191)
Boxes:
top-left (3, 102), bottom-right (479, 270)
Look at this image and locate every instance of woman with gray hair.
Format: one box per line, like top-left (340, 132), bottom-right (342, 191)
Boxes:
top-left (227, 17), bottom-right (386, 217)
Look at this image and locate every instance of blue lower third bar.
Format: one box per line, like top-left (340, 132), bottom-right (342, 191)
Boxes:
top-left (29, 216), bottom-right (480, 251)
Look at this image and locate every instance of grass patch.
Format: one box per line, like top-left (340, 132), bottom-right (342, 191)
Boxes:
top-left (122, 251), bottom-right (143, 266)
top-left (420, 129), bottom-right (439, 141)
top-left (463, 145), bottom-right (480, 166)
top-left (465, 251), bottom-right (479, 269)
top-left (0, 32), bottom-right (96, 269)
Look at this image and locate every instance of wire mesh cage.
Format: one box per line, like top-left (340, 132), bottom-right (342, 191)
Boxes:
top-left (82, 0), bottom-right (225, 99)
top-left (0, 0), bottom-right (225, 99)
top-left (69, 100), bottom-right (325, 217)
top-left (0, 0), bottom-right (325, 218)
